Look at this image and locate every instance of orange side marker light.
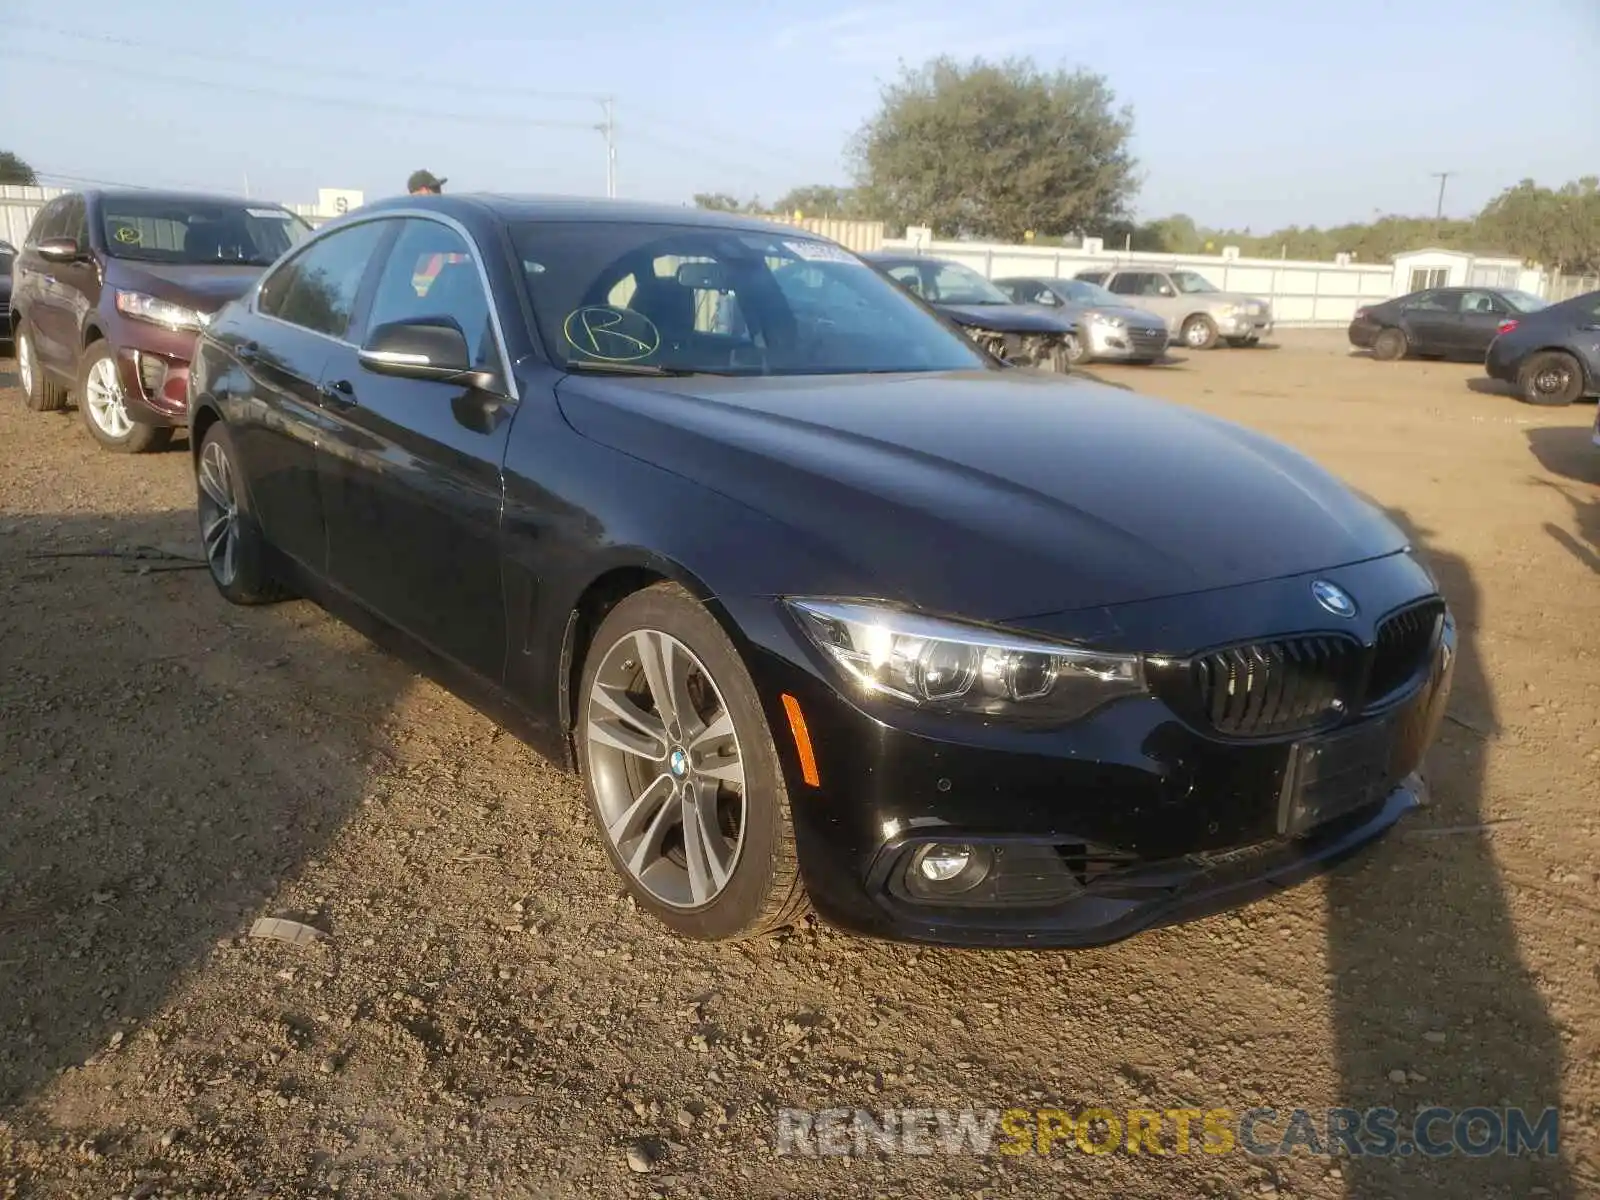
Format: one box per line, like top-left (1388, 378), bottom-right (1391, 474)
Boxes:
top-left (780, 693), bottom-right (821, 788)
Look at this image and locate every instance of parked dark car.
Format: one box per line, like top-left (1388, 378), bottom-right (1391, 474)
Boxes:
top-left (187, 195), bottom-right (1455, 948)
top-left (862, 252), bottom-right (1077, 370)
top-left (1348, 285), bottom-right (1548, 363)
top-left (0, 239), bottom-right (14, 344)
top-left (8, 189), bottom-right (311, 452)
top-left (1483, 289), bottom-right (1600, 406)
top-left (994, 275), bottom-right (1170, 364)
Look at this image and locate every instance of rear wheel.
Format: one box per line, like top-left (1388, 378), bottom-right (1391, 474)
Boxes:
top-left (1517, 351), bottom-right (1584, 406)
top-left (1181, 314), bottom-right (1218, 350)
top-left (79, 343), bottom-right (171, 453)
top-left (1372, 328), bottom-right (1407, 362)
top-left (577, 582), bottom-right (809, 941)
top-left (17, 325), bottom-right (69, 412)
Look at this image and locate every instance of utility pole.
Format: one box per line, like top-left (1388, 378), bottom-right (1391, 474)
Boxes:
top-left (1430, 171), bottom-right (1454, 220)
top-left (598, 97), bottom-right (617, 199)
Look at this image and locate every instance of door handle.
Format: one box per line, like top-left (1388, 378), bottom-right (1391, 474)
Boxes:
top-left (320, 378), bottom-right (356, 406)
top-left (235, 340), bottom-right (260, 362)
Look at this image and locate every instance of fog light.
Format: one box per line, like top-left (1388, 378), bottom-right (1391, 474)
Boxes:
top-left (135, 352), bottom-right (167, 397)
top-left (917, 844), bottom-right (973, 881)
top-left (906, 842), bottom-right (992, 896)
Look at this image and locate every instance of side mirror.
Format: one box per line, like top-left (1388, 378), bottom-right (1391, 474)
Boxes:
top-left (37, 237), bottom-right (82, 263)
top-left (358, 319), bottom-right (496, 390)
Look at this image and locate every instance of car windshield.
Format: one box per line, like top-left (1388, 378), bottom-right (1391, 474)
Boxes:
top-left (1170, 270), bottom-right (1219, 294)
top-left (1501, 290), bottom-right (1549, 313)
top-left (100, 198), bottom-right (312, 266)
top-left (512, 222), bottom-right (989, 376)
top-left (1053, 278), bottom-right (1120, 306)
top-left (922, 260), bottom-right (1012, 305)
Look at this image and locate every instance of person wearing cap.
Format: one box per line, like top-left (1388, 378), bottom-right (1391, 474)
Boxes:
top-left (407, 170), bottom-right (446, 195)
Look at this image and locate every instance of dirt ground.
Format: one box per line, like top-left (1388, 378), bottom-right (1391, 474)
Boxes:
top-left (0, 332), bottom-right (1596, 1200)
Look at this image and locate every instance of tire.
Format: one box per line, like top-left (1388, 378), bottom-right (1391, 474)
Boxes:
top-left (16, 324), bottom-right (69, 412)
top-left (1181, 314), bottom-right (1218, 350)
top-left (195, 420), bottom-right (291, 605)
top-left (1516, 351), bottom-right (1584, 406)
top-left (1372, 328), bottom-right (1407, 362)
top-left (78, 343), bottom-right (171, 453)
top-left (576, 582), bottom-right (810, 941)
top-left (1062, 331), bottom-right (1087, 365)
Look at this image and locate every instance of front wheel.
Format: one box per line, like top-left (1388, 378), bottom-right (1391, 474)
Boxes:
top-left (577, 582), bottom-right (810, 941)
top-left (195, 421), bottom-right (291, 605)
top-left (79, 344), bottom-right (171, 453)
top-left (1181, 314), bottom-right (1218, 350)
top-left (1517, 351), bottom-right (1584, 406)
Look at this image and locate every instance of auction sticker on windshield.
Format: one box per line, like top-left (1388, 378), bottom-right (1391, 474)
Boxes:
top-left (785, 240), bottom-right (862, 265)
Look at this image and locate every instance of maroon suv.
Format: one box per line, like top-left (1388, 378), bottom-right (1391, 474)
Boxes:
top-left (9, 189), bottom-right (311, 452)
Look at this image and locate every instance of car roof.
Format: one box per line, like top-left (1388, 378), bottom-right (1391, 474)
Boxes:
top-left (361, 192), bottom-right (817, 236)
top-left (74, 188), bottom-right (293, 209)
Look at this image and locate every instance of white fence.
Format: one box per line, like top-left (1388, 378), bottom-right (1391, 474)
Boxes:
top-left (881, 237), bottom-right (1399, 327)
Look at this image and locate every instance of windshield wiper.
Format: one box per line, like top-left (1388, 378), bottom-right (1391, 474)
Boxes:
top-left (563, 359), bottom-right (699, 377)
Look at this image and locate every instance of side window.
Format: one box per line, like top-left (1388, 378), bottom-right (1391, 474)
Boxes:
top-left (1460, 291), bottom-right (1505, 315)
top-left (60, 196), bottom-right (88, 248)
top-left (886, 265), bottom-right (924, 297)
top-left (1402, 291), bottom-right (1453, 312)
top-left (26, 199), bottom-right (65, 246)
top-left (259, 221), bottom-right (389, 339)
top-left (1107, 273), bottom-right (1144, 296)
top-left (366, 219), bottom-right (497, 369)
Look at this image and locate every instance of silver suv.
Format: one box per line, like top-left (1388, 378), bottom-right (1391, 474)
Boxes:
top-left (1076, 266), bottom-right (1272, 350)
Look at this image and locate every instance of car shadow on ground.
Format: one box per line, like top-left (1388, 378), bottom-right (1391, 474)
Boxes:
top-left (1324, 508), bottom-right (1571, 1197)
top-left (1466, 377), bottom-right (1517, 399)
top-left (1525, 424), bottom-right (1600, 574)
top-left (0, 508), bottom-right (414, 1110)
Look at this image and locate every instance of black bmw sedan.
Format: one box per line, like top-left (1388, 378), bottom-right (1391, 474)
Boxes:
top-left (187, 195), bottom-right (1455, 948)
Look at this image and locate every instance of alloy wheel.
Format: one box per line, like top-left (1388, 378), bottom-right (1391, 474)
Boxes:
top-left (197, 439), bottom-right (240, 586)
top-left (85, 355), bottom-right (134, 439)
top-left (585, 628), bottom-right (747, 909)
top-left (17, 333), bottom-right (35, 397)
top-left (1534, 364), bottom-right (1571, 397)
top-left (1185, 320), bottom-right (1211, 348)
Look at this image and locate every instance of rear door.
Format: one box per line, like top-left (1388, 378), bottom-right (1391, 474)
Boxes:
top-left (1398, 289), bottom-right (1460, 354)
top-left (226, 218), bottom-right (394, 572)
top-left (1456, 290), bottom-right (1512, 357)
top-left (19, 198), bottom-right (74, 369)
top-left (314, 215), bottom-right (516, 682)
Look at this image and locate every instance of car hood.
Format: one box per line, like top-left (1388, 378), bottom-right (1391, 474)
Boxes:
top-left (1080, 303), bottom-right (1167, 329)
top-left (555, 370), bottom-right (1406, 621)
top-left (107, 262), bottom-right (266, 313)
top-left (934, 302), bottom-right (1075, 333)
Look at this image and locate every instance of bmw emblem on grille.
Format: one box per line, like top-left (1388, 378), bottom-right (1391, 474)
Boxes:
top-left (1311, 579), bottom-right (1357, 618)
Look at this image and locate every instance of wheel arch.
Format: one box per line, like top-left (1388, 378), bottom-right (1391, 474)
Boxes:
top-left (1521, 346), bottom-right (1595, 391)
top-left (555, 554), bottom-right (728, 771)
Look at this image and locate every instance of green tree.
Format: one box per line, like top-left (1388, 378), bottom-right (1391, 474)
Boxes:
top-left (849, 56), bottom-right (1138, 241)
top-left (692, 192), bottom-right (746, 212)
top-left (769, 184), bottom-right (863, 218)
top-left (0, 150), bottom-right (38, 186)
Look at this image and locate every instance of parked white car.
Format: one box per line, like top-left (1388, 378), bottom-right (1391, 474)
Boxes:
top-left (1075, 266), bottom-right (1272, 350)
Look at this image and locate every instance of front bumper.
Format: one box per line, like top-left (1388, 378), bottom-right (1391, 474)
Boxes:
top-left (1086, 322), bottom-right (1169, 361)
top-left (728, 556), bottom-right (1454, 949)
top-left (1219, 311), bottom-right (1272, 339)
top-left (99, 308), bottom-right (202, 427)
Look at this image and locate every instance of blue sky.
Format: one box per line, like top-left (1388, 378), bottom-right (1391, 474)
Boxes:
top-left (2, 0), bottom-right (1596, 231)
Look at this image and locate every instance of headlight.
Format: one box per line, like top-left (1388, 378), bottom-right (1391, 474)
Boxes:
top-left (787, 599), bottom-right (1146, 722)
top-left (1090, 312), bottom-right (1126, 329)
top-left (115, 290), bottom-right (210, 332)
